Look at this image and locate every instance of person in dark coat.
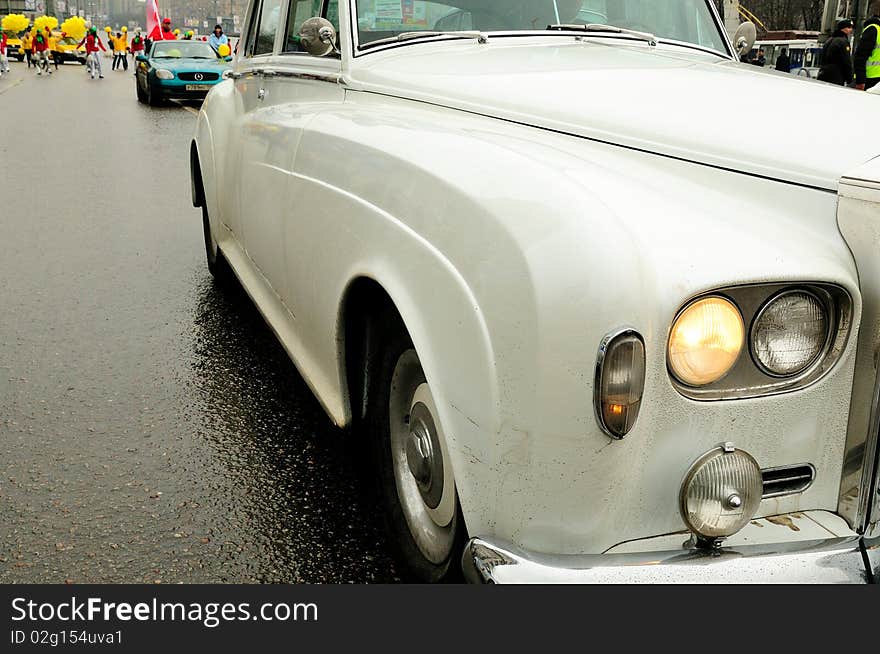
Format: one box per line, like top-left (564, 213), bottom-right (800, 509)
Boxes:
top-left (775, 48), bottom-right (791, 72)
top-left (818, 19), bottom-right (854, 85)
top-left (854, 11), bottom-right (880, 90)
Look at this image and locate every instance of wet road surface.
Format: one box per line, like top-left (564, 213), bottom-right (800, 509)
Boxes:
top-left (0, 58), bottom-right (399, 582)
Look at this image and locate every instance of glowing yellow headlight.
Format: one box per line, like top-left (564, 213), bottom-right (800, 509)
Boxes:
top-left (668, 297), bottom-right (744, 387)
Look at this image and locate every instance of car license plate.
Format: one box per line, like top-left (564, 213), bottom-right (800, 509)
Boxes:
top-left (185, 84), bottom-right (211, 91)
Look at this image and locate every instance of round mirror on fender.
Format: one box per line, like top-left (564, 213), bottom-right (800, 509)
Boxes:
top-left (733, 21), bottom-right (757, 57)
top-left (299, 17), bottom-right (338, 57)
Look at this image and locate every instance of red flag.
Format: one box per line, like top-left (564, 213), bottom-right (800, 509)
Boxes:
top-left (146, 0), bottom-right (161, 40)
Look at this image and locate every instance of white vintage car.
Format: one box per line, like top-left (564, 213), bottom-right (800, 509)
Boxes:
top-left (191, 0), bottom-right (880, 583)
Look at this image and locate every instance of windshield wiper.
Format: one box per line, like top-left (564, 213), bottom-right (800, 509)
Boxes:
top-left (361, 30), bottom-right (489, 50)
top-left (547, 23), bottom-right (657, 47)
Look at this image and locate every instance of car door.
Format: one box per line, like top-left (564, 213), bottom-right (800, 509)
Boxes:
top-left (233, 0), bottom-right (292, 301)
top-left (257, 0), bottom-right (345, 317)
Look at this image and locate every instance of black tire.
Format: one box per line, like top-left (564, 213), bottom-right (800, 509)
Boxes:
top-left (136, 79), bottom-right (147, 103)
top-left (201, 205), bottom-right (232, 284)
top-left (365, 316), bottom-right (464, 582)
top-left (16, 55), bottom-right (23, 62)
top-left (147, 81), bottom-right (162, 106)
top-left (79, 59), bottom-right (86, 65)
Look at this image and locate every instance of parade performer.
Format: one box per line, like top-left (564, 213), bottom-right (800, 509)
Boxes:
top-left (0, 32), bottom-right (9, 77)
top-left (78, 26), bottom-right (107, 79)
top-left (32, 26), bottom-right (51, 75)
top-left (21, 27), bottom-right (33, 68)
top-left (129, 29), bottom-right (145, 64)
top-left (47, 27), bottom-right (60, 70)
top-left (111, 31), bottom-right (127, 70)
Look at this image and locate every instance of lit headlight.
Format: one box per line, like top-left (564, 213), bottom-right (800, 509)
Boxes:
top-left (680, 444), bottom-right (763, 543)
top-left (751, 290), bottom-right (828, 377)
top-left (155, 69), bottom-right (174, 80)
top-left (668, 297), bottom-right (744, 386)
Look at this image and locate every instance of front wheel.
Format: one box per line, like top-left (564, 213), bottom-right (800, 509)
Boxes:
top-left (201, 205), bottom-right (232, 284)
top-left (147, 81), bottom-right (162, 106)
top-left (136, 78), bottom-right (147, 103)
top-left (368, 328), bottom-right (463, 582)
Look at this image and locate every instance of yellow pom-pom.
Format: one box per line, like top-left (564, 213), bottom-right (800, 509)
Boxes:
top-left (60, 16), bottom-right (87, 41)
top-left (2, 13), bottom-right (31, 33)
top-left (33, 15), bottom-right (59, 33)
top-left (104, 26), bottom-right (111, 32)
top-left (217, 43), bottom-right (231, 57)
top-left (173, 29), bottom-right (180, 35)
top-left (121, 26), bottom-right (127, 32)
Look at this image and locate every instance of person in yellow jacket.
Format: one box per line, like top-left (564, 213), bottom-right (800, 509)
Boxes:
top-left (111, 31), bottom-right (128, 71)
top-left (47, 29), bottom-right (59, 71)
top-left (21, 27), bottom-right (33, 68)
top-left (854, 5), bottom-right (880, 91)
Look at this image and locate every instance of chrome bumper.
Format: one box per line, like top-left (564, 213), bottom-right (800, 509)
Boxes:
top-left (462, 535), bottom-right (880, 584)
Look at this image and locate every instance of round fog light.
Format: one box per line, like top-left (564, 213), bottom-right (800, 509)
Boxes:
top-left (680, 444), bottom-right (762, 543)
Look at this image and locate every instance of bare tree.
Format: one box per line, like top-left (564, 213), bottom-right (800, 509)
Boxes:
top-left (741, 0), bottom-right (827, 30)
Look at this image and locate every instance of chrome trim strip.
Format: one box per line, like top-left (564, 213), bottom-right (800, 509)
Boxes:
top-left (258, 69), bottom-right (342, 84)
top-left (462, 534), bottom-right (878, 584)
top-left (836, 183), bottom-right (880, 534)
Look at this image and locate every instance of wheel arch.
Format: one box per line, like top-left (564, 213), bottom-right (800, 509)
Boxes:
top-left (336, 265), bottom-right (500, 532)
top-left (190, 140), bottom-right (205, 208)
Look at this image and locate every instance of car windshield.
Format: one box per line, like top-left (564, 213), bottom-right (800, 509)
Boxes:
top-left (151, 42), bottom-right (219, 59)
top-left (60, 36), bottom-right (78, 45)
top-left (354, 0), bottom-right (727, 52)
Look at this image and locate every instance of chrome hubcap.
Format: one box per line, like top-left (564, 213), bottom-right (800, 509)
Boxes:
top-left (389, 350), bottom-right (456, 564)
top-left (405, 402), bottom-right (444, 509)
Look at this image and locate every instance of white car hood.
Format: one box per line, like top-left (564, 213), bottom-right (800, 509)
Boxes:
top-left (349, 38), bottom-right (880, 191)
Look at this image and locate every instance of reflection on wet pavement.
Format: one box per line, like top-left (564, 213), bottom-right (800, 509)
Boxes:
top-left (0, 66), bottom-right (397, 583)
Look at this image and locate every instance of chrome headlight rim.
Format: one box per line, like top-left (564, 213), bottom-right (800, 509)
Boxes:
top-left (749, 288), bottom-right (833, 379)
top-left (668, 282), bottom-right (852, 402)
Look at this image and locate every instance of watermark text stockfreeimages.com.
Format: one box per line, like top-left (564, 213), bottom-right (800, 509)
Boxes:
top-left (11, 596), bottom-right (318, 629)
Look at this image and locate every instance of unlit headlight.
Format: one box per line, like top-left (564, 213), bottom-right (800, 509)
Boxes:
top-left (155, 68), bottom-right (174, 79)
top-left (668, 297), bottom-right (744, 387)
top-left (680, 444), bottom-right (763, 542)
top-left (595, 330), bottom-right (645, 439)
top-left (751, 290), bottom-right (828, 377)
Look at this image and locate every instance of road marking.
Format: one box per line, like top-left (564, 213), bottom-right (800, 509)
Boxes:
top-left (172, 100), bottom-right (200, 116)
top-left (0, 78), bottom-right (24, 95)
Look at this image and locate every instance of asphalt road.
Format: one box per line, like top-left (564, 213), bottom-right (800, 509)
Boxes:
top-left (0, 58), bottom-right (399, 583)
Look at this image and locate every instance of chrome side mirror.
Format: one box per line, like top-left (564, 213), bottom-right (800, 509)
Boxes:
top-left (299, 17), bottom-right (339, 57)
top-left (733, 21), bottom-right (757, 58)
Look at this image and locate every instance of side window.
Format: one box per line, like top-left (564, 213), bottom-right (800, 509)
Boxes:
top-left (244, 1), bottom-right (263, 56)
top-left (250, 0), bottom-right (283, 56)
top-left (284, 0), bottom-right (323, 52)
top-left (326, 0), bottom-right (340, 32)
top-left (283, 0), bottom-right (341, 53)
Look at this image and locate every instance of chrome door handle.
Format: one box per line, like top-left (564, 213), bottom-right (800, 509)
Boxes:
top-left (258, 87), bottom-right (266, 101)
